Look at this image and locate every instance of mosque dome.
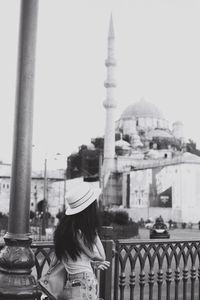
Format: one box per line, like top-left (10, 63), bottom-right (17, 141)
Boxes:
top-left (121, 98), bottom-right (164, 120)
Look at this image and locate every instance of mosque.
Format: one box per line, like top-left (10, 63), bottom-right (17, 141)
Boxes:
top-left (67, 16), bottom-right (200, 223)
top-left (100, 16), bottom-right (200, 223)
top-left (102, 95), bottom-right (200, 223)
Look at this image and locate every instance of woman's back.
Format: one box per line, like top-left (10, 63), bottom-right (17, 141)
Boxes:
top-left (62, 251), bottom-right (93, 274)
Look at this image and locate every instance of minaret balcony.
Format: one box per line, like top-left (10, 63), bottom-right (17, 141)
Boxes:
top-left (103, 98), bottom-right (117, 108)
top-left (104, 80), bottom-right (117, 88)
top-left (105, 58), bottom-right (116, 67)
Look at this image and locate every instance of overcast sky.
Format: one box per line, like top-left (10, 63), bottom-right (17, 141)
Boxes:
top-left (0, 0), bottom-right (200, 170)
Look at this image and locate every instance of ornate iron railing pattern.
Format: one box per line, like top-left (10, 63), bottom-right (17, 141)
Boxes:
top-left (2, 238), bottom-right (200, 299)
top-left (31, 241), bottom-right (101, 279)
top-left (113, 239), bottom-right (200, 300)
top-left (0, 240), bottom-right (112, 299)
top-left (31, 241), bottom-right (54, 279)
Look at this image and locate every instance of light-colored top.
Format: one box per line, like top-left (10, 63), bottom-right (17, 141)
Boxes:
top-left (62, 251), bottom-right (93, 274)
top-left (62, 233), bottom-right (106, 275)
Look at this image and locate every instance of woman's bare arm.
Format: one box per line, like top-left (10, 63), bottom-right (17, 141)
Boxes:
top-left (93, 235), bottom-right (106, 261)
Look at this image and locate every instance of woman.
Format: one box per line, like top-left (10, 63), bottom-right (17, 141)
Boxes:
top-left (54, 181), bottom-right (110, 300)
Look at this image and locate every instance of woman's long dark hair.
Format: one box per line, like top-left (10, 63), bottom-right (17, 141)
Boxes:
top-left (54, 200), bottom-right (100, 261)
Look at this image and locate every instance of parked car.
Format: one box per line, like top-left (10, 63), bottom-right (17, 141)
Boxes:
top-left (150, 218), bottom-right (170, 239)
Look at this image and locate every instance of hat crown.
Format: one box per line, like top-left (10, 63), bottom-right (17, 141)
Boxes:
top-left (65, 182), bottom-right (99, 215)
top-left (67, 182), bottom-right (91, 205)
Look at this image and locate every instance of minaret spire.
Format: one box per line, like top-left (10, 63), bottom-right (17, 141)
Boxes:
top-left (108, 13), bottom-right (114, 39)
top-left (102, 15), bottom-right (117, 188)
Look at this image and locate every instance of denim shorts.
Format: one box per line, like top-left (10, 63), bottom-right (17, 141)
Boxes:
top-left (58, 272), bottom-right (99, 300)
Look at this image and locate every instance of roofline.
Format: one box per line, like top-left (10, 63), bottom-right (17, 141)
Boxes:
top-left (116, 155), bottom-right (200, 171)
top-left (0, 176), bottom-right (64, 181)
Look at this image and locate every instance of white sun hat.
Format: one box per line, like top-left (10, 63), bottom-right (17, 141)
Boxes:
top-left (65, 182), bottom-right (101, 215)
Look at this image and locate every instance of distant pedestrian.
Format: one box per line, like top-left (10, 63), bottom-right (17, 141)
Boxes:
top-left (168, 219), bottom-right (172, 229)
top-left (54, 182), bottom-right (110, 300)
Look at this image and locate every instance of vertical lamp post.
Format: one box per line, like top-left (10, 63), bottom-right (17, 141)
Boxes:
top-left (63, 169), bottom-right (66, 213)
top-left (41, 158), bottom-right (48, 235)
top-left (0, 1), bottom-right (40, 299)
top-left (55, 153), bottom-right (67, 213)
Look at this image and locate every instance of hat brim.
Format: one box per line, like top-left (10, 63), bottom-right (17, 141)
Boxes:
top-left (65, 188), bottom-right (101, 215)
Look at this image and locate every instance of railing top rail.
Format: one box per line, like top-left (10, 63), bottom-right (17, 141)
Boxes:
top-left (116, 238), bottom-right (200, 245)
top-left (31, 241), bottom-right (54, 247)
top-left (0, 241), bottom-right (54, 249)
top-left (1, 238), bottom-right (200, 248)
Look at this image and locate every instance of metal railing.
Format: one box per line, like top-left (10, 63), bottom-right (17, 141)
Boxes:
top-left (113, 238), bottom-right (200, 300)
top-left (0, 238), bottom-right (113, 299)
top-left (2, 237), bottom-right (200, 299)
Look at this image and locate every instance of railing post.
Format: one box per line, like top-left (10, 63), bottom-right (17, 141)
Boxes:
top-left (0, 1), bottom-right (39, 299)
top-left (99, 226), bottom-right (113, 300)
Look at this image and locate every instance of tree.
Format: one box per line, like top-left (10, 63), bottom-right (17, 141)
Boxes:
top-left (186, 139), bottom-right (200, 156)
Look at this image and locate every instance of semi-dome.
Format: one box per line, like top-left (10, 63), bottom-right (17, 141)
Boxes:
top-left (146, 149), bottom-right (160, 159)
top-left (87, 143), bottom-right (95, 150)
top-left (121, 98), bottom-right (164, 120)
top-left (115, 139), bottom-right (130, 149)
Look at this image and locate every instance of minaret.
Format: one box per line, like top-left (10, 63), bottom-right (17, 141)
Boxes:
top-left (102, 15), bottom-right (117, 181)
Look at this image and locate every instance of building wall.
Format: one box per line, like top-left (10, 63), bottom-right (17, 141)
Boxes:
top-left (122, 162), bottom-right (200, 223)
top-left (0, 178), bottom-right (11, 214)
top-left (0, 177), bottom-right (64, 217)
top-left (127, 207), bottom-right (173, 222)
top-left (180, 164), bottom-right (200, 222)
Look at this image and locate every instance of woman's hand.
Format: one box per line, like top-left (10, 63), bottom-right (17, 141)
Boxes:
top-left (92, 260), bottom-right (110, 270)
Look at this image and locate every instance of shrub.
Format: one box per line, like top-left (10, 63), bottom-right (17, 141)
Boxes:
top-left (99, 209), bottom-right (139, 239)
top-left (0, 212), bottom-right (8, 230)
top-left (112, 222), bottom-right (139, 239)
top-left (113, 210), bottom-right (129, 225)
top-left (100, 210), bottom-right (130, 226)
top-left (100, 210), bottom-right (115, 226)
